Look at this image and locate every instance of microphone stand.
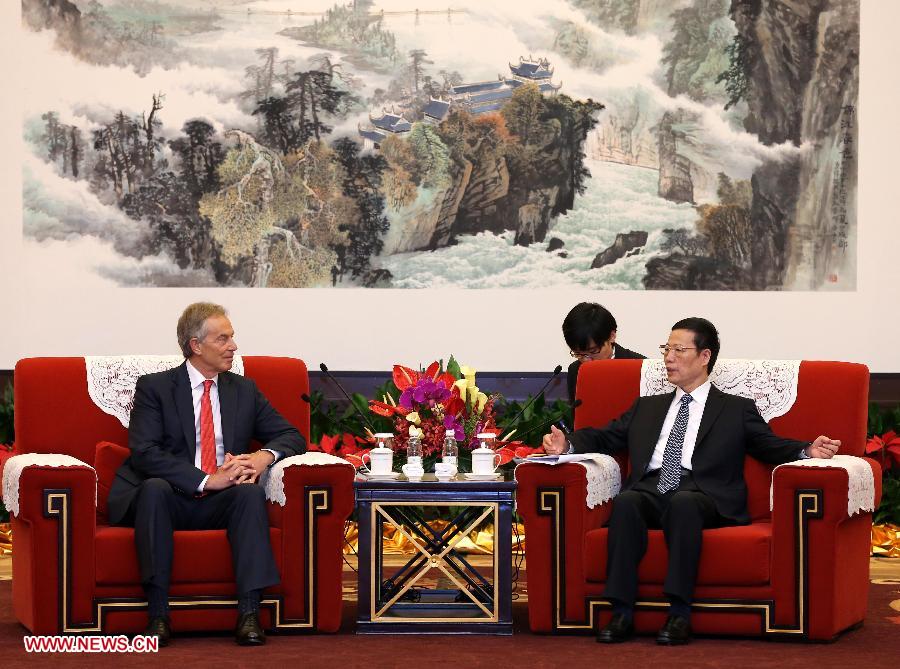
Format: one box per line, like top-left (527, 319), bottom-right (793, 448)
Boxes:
top-left (318, 363), bottom-right (377, 439)
top-left (503, 399), bottom-right (581, 444)
top-left (499, 365), bottom-right (563, 439)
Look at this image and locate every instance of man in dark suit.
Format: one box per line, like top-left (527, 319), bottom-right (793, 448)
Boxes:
top-left (543, 317), bottom-right (840, 645)
top-left (108, 302), bottom-right (305, 647)
top-left (563, 302), bottom-right (644, 404)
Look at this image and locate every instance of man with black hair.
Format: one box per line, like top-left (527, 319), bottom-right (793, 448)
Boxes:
top-left (543, 317), bottom-right (841, 645)
top-left (562, 302), bottom-right (644, 404)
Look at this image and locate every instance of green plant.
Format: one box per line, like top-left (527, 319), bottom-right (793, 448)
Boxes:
top-left (0, 384), bottom-right (12, 445)
top-left (494, 394), bottom-right (574, 448)
top-left (875, 474), bottom-right (900, 525)
top-left (868, 402), bottom-right (900, 438)
top-left (867, 402), bottom-right (900, 526)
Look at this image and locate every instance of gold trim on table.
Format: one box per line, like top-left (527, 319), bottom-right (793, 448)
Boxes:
top-left (344, 520), bottom-right (524, 555)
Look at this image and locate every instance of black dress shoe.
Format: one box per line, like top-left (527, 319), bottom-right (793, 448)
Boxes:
top-left (596, 613), bottom-right (634, 643)
top-left (143, 616), bottom-right (171, 647)
top-left (656, 614), bottom-right (691, 645)
top-left (235, 612), bottom-right (266, 646)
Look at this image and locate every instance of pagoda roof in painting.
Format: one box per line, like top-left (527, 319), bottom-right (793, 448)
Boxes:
top-left (423, 98), bottom-right (451, 120)
top-left (509, 56), bottom-right (554, 79)
top-left (358, 128), bottom-right (387, 144)
top-left (450, 79), bottom-right (507, 95)
top-left (370, 110), bottom-right (412, 133)
top-left (467, 88), bottom-right (515, 105)
top-left (469, 102), bottom-right (505, 114)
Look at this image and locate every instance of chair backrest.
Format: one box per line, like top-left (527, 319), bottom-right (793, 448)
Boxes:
top-left (574, 359), bottom-right (869, 520)
top-left (13, 356), bottom-right (310, 466)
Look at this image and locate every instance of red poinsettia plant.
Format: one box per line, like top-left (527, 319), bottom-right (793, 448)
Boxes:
top-left (866, 430), bottom-right (900, 471)
top-left (313, 432), bottom-right (370, 469)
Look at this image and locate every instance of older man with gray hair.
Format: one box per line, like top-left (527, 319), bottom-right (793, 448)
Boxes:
top-left (107, 302), bottom-right (305, 646)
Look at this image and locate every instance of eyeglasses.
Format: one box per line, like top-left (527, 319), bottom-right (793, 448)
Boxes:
top-left (658, 345), bottom-right (697, 356)
top-left (569, 347), bottom-right (603, 360)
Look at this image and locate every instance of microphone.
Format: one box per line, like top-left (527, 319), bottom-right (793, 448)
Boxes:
top-left (319, 363), bottom-right (377, 438)
top-left (500, 365), bottom-right (563, 435)
top-left (502, 400), bottom-right (581, 444)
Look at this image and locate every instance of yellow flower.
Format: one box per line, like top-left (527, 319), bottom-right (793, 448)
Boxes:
top-left (476, 392), bottom-right (488, 413)
top-left (460, 365), bottom-right (477, 389)
top-left (405, 411), bottom-right (421, 426)
top-left (453, 378), bottom-right (468, 401)
top-left (409, 425), bottom-right (424, 440)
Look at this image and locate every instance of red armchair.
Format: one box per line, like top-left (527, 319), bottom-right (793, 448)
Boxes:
top-left (1, 356), bottom-right (355, 635)
top-left (516, 359), bottom-right (880, 641)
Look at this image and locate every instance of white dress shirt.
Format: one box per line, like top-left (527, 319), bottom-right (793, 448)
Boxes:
top-left (646, 380), bottom-right (712, 472)
top-left (186, 360), bottom-right (278, 492)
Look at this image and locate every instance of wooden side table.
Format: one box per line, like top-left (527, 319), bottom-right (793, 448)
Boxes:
top-left (355, 475), bottom-right (516, 634)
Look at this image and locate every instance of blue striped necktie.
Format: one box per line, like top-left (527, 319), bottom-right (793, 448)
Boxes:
top-left (657, 393), bottom-right (693, 494)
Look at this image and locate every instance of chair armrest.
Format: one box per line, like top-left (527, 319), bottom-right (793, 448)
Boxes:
top-left (515, 462), bottom-right (611, 631)
top-left (264, 456), bottom-right (356, 631)
top-left (769, 457), bottom-right (880, 639)
top-left (4, 454), bottom-right (97, 634)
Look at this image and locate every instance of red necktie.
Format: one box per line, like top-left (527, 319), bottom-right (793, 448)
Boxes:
top-left (199, 379), bottom-right (217, 475)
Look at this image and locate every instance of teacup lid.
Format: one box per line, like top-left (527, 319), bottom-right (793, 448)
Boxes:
top-left (476, 432), bottom-right (497, 439)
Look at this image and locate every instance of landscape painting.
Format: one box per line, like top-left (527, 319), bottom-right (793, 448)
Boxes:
top-left (21, 0), bottom-right (858, 289)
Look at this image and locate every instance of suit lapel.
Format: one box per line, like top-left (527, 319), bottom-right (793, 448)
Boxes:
top-left (695, 385), bottom-right (726, 448)
top-left (172, 363), bottom-right (197, 462)
top-left (219, 372), bottom-right (237, 455)
top-left (633, 392), bottom-right (674, 475)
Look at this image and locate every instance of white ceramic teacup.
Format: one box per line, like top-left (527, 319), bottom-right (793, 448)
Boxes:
top-left (361, 436), bottom-right (394, 476)
top-left (471, 445), bottom-right (502, 475)
top-left (402, 463), bottom-right (424, 481)
top-left (434, 462), bottom-right (457, 480)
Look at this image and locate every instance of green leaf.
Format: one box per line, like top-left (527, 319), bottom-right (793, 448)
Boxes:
top-left (446, 355), bottom-right (461, 380)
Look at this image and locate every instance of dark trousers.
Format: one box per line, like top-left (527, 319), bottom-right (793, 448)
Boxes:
top-left (119, 478), bottom-right (280, 598)
top-left (602, 470), bottom-right (725, 608)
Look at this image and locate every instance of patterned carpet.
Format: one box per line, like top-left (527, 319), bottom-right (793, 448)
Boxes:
top-left (0, 557), bottom-right (897, 667)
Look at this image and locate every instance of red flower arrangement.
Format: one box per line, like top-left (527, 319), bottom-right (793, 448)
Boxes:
top-left (308, 357), bottom-right (544, 469)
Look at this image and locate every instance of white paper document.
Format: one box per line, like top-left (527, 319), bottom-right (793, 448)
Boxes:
top-left (520, 453), bottom-right (605, 465)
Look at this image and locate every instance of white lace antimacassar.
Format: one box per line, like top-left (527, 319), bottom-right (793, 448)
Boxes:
top-left (640, 359), bottom-right (801, 421)
top-left (263, 452), bottom-right (354, 506)
top-left (578, 455), bottom-right (622, 508)
top-left (2, 453), bottom-right (96, 517)
top-left (769, 454), bottom-right (875, 517)
top-left (85, 355), bottom-right (245, 428)
top-left (514, 455), bottom-right (621, 510)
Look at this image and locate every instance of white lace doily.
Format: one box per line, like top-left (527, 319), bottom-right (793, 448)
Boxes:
top-left (640, 359), bottom-right (801, 421)
top-left (769, 455), bottom-right (875, 517)
top-left (85, 355), bottom-right (245, 428)
top-left (515, 455), bottom-right (621, 509)
top-left (263, 452), bottom-right (354, 506)
top-left (2, 453), bottom-right (96, 517)
top-left (769, 455), bottom-right (875, 516)
top-left (577, 455), bottom-right (622, 509)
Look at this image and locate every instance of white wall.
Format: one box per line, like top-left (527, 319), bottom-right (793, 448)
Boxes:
top-left (1, 1), bottom-right (898, 372)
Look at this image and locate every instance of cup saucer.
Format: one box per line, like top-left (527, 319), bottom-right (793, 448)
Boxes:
top-left (404, 475), bottom-right (423, 482)
top-left (365, 471), bottom-right (401, 480)
top-left (434, 474), bottom-right (457, 482)
top-left (463, 472), bottom-right (502, 481)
